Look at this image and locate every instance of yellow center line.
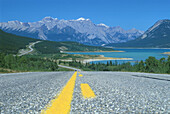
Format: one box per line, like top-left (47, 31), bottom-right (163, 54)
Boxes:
top-left (81, 83), bottom-right (96, 99)
top-left (79, 74), bottom-right (83, 77)
top-left (41, 71), bottom-right (77, 114)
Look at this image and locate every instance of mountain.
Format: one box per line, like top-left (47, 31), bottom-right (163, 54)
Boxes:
top-left (106, 19), bottom-right (170, 48)
top-left (0, 29), bottom-right (114, 54)
top-left (0, 17), bottom-right (144, 46)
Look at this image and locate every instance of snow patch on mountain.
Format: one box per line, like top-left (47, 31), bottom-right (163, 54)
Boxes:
top-left (77, 17), bottom-right (86, 21)
top-left (97, 23), bottom-right (109, 28)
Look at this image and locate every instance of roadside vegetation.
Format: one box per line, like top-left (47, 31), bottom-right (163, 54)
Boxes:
top-left (0, 53), bottom-right (58, 72)
top-left (1, 52), bottom-right (170, 74)
top-left (59, 56), bottom-right (170, 74)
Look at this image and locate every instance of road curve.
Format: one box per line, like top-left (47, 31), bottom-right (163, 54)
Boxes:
top-left (18, 41), bottom-right (41, 56)
top-left (0, 71), bottom-right (169, 113)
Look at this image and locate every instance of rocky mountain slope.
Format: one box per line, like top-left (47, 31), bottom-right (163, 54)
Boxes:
top-left (106, 19), bottom-right (170, 48)
top-left (0, 17), bottom-right (143, 46)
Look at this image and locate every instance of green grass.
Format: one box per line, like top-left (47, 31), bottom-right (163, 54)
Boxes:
top-left (58, 67), bottom-right (74, 71)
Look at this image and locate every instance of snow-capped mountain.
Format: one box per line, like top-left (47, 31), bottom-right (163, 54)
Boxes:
top-left (0, 17), bottom-right (144, 46)
top-left (106, 19), bottom-right (170, 48)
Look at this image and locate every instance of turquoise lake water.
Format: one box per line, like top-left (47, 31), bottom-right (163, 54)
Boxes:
top-left (67, 48), bottom-right (170, 64)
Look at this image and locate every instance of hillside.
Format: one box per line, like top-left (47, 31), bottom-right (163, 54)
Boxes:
top-left (0, 29), bottom-right (114, 54)
top-left (0, 29), bottom-right (38, 54)
top-left (35, 41), bottom-right (114, 54)
top-left (106, 19), bottom-right (170, 48)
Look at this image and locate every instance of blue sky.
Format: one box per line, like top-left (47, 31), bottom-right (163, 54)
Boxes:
top-left (0, 0), bottom-right (170, 31)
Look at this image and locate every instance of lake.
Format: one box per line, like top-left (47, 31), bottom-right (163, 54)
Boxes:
top-left (67, 48), bottom-right (170, 64)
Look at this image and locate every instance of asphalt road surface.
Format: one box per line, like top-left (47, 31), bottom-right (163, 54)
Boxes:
top-left (0, 71), bottom-right (170, 113)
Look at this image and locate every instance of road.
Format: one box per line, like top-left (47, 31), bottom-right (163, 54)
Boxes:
top-left (18, 41), bottom-right (41, 56)
top-left (0, 71), bottom-right (169, 113)
top-left (58, 65), bottom-right (81, 71)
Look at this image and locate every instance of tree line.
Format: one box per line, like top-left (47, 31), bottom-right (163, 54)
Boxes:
top-left (59, 56), bottom-right (170, 74)
top-left (0, 53), bottom-right (58, 72)
top-left (1, 52), bottom-right (169, 74)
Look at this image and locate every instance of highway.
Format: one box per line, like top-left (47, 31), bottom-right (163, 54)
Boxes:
top-left (58, 65), bottom-right (81, 71)
top-left (0, 71), bottom-right (170, 113)
top-left (18, 41), bottom-right (41, 56)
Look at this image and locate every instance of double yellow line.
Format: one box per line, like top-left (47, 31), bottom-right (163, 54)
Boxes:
top-left (41, 71), bottom-right (96, 114)
top-left (42, 72), bottom-right (77, 114)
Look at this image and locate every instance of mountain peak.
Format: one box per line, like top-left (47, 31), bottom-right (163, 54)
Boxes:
top-left (146, 19), bottom-right (170, 33)
top-left (77, 17), bottom-right (85, 21)
top-left (97, 23), bottom-right (109, 28)
top-left (156, 19), bottom-right (170, 23)
top-left (7, 20), bottom-right (22, 24)
top-left (141, 19), bottom-right (170, 39)
top-left (41, 16), bottom-right (58, 21)
top-left (76, 17), bottom-right (90, 21)
top-left (127, 28), bottom-right (144, 34)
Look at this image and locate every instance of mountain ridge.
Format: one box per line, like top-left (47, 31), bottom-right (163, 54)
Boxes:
top-left (0, 17), bottom-right (144, 46)
top-left (106, 19), bottom-right (170, 48)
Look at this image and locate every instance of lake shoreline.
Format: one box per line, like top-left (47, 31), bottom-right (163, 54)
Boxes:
top-left (162, 52), bottom-right (170, 54)
top-left (83, 58), bottom-right (133, 63)
top-left (58, 57), bottom-right (133, 63)
top-left (106, 47), bottom-right (170, 49)
top-left (63, 50), bottom-right (124, 53)
top-left (63, 48), bottom-right (169, 64)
